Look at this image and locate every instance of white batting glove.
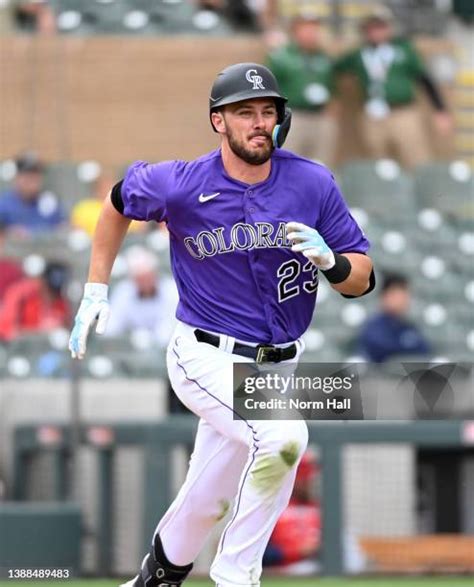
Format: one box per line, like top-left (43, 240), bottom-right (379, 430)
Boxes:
top-left (69, 283), bottom-right (110, 360)
top-left (286, 222), bottom-right (335, 271)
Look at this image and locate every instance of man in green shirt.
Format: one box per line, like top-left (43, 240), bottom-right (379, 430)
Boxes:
top-left (267, 12), bottom-right (338, 166)
top-left (335, 5), bottom-right (452, 168)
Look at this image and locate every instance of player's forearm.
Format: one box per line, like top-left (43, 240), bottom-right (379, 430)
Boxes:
top-left (329, 253), bottom-right (373, 296)
top-left (87, 195), bottom-right (131, 284)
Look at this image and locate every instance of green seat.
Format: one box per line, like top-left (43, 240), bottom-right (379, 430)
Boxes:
top-left (369, 244), bottom-right (421, 274)
top-left (414, 162), bottom-right (474, 223)
top-left (4, 232), bottom-right (72, 262)
top-left (55, 1), bottom-right (94, 34)
top-left (43, 162), bottom-right (98, 208)
top-left (300, 327), bottom-right (344, 362)
top-left (87, 334), bottom-right (168, 378)
top-left (82, 0), bottom-right (130, 33)
top-left (146, 0), bottom-right (194, 34)
top-left (0, 344), bottom-right (8, 377)
top-left (338, 160), bottom-right (416, 226)
top-left (88, 334), bottom-right (136, 355)
top-left (412, 268), bottom-right (462, 302)
top-left (0, 159), bottom-right (16, 193)
top-left (85, 348), bottom-right (167, 378)
top-left (411, 298), bottom-right (468, 356)
top-left (411, 212), bottom-right (459, 256)
top-left (0, 179), bottom-right (12, 194)
top-left (6, 334), bottom-right (70, 378)
top-left (301, 345), bottom-right (343, 363)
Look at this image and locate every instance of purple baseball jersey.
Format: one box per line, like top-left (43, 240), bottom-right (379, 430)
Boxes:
top-left (122, 148), bottom-right (369, 344)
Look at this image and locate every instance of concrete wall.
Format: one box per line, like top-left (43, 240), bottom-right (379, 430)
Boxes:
top-left (0, 36), bottom-right (265, 167)
top-left (0, 35), bottom-right (454, 169)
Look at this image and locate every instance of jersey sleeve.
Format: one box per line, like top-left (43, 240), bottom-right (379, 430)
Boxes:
top-left (121, 160), bottom-right (178, 222)
top-left (317, 177), bottom-right (370, 254)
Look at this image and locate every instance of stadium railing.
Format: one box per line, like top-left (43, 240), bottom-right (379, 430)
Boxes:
top-left (8, 415), bottom-right (474, 577)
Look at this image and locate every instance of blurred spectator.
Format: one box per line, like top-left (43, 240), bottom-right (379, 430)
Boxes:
top-left (105, 245), bottom-right (183, 413)
top-left (0, 261), bottom-right (70, 341)
top-left (105, 246), bottom-right (178, 347)
top-left (71, 175), bottom-right (144, 237)
top-left (264, 449), bottom-right (366, 574)
top-left (13, 0), bottom-right (56, 34)
top-left (0, 153), bottom-right (66, 236)
top-left (357, 272), bottom-right (431, 363)
top-left (263, 449), bottom-right (321, 573)
top-left (0, 222), bottom-right (23, 304)
top-left (259, 0), bottom-right (323, 47)
top-left (267, 12), bottom-right (337, 165)
top-left (335, 5), bottom-right (453, 169)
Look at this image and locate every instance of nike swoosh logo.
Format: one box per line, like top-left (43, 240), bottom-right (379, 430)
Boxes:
top-left (199, 192), bottom-right (221, 203)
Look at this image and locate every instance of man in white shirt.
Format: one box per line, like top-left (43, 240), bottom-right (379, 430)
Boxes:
top-left (105, 245), bottom-right (178, 347)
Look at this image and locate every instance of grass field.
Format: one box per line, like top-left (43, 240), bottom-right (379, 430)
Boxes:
top-left (1, 578), bottom-right (473, 587)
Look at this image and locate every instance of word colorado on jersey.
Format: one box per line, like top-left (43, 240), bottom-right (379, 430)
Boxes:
top-left (183, 221), bottom-right (291, 260)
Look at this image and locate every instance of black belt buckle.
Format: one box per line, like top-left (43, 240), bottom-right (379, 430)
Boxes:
top-left (256, 344), bottom-right (282, 364)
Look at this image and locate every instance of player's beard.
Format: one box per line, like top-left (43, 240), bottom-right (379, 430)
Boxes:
top-left (227, 128), bottom-right (274, 166)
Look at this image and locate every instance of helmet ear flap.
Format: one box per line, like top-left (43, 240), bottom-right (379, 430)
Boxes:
top-left (272, 107), bottom-right (292, 148)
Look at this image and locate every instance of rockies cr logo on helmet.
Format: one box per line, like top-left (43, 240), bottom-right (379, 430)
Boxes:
top-left (245, 69), bottom-right (265, 91)
top-left (208, 62), bottom-right (291, 145)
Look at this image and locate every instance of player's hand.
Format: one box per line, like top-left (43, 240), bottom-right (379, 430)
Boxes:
top-left (286, 221), bottom-right (335, 271)
top-left (69, 283), bottom-right (110, 360)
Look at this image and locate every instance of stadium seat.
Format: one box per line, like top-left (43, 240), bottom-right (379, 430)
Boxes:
top-left (0, 344), bottom-right (8, 378)
top-left (410, 212), bottom-right (474, 276)
top-left (145, 0), bottom-right (192, 31)
top-left (43, 161), bottom-right (100, 209)
top-left (56, 13), bottom-right (93, 34)
top-left (338, 160), bottom-right (416, 227)
top-left (3, 231), bottom-right (77, 263)
top-left (5, 333), bottom-right (70, 378)
top-left (412, 209), bottom-right (459, 255)
top-left (86, 347), bottom-right (167, 378)
top-left (301, 327), bottom-right (343, 362)
top-left (412, 264), bottom-right (463, 303)
top-left (369, 228), bottom-right (421, 274)
top-left (77, 0), bottom-right (129, 33)
top-left (118, 232), bottom-right (172, 274)
top-left (87, 332), bottom-right (168, 378)
top-left (0, 159), bottom-right (16, 193)
top-left (149, 1), bottom-right (233, 35)
top-left (409, 296), bottom-right (473, 357)
top-left (414, 161), bottom-right (474, 225)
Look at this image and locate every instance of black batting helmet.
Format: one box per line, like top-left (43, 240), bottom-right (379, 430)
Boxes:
top-left (209, 62), bottom-right (291, 147)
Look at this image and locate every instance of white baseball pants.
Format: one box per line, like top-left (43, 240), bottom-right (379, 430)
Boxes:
top-left (152, 320), bottom-right (308, 587)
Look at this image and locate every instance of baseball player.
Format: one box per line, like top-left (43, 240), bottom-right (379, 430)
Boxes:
top-left (69, 63), bottom-right (374, 587)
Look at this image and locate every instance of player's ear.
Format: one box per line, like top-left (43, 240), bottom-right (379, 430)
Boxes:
top-left (211, 110), bottom-right (226, 134)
